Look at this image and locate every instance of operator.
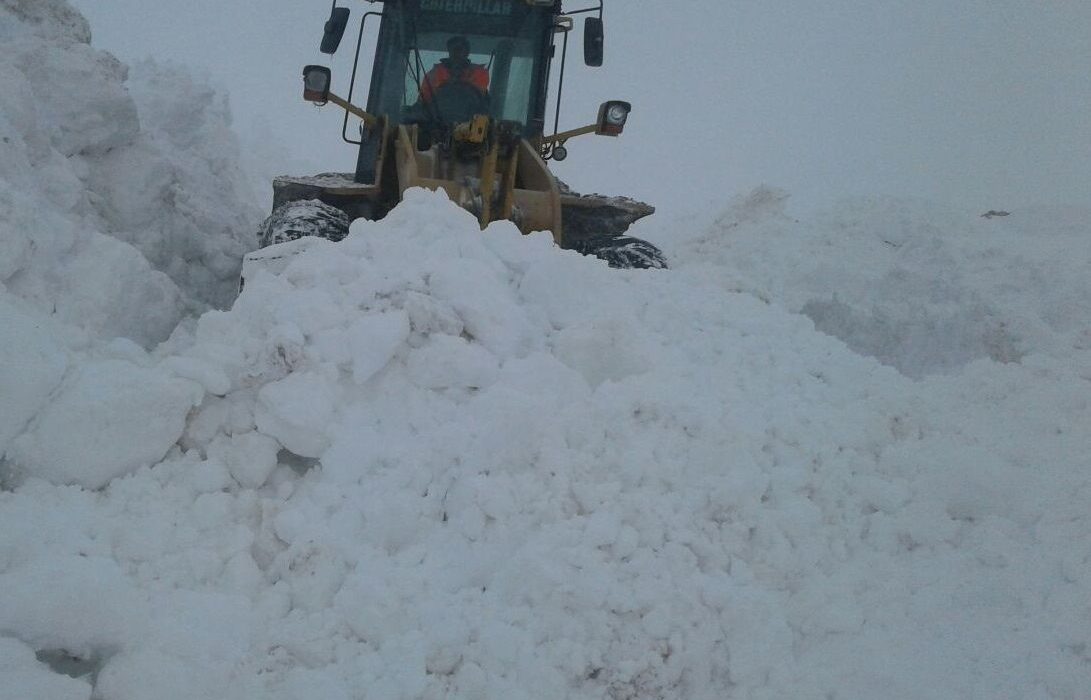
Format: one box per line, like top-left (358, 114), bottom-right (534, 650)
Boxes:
top-left (420, 35), bottom-right (490, 103)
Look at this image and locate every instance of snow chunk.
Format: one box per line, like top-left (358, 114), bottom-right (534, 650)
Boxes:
top-left (348, 310), bottom-right (410, 385)
top-left (427, 259), bottom-right (541, 360)
top-left (0, 555), bottom-right (145, 656)
top-left (406, 334), bottom-right (500, 391)
top-left (0, 298), bottom-right (68, 457)
top-left (207, 431), bottom-right (281, 489)
top-left (553, 313), bottom-right (654, 387)
top-left (255, 370), bottom-right (338, 458)
top-left (158, 356), bottom-right (231, 396)
top-left (42, 232), bottom-right (186, 346)
top-left (30, 43), bottom-right (138, 157)
top-left (8, 360), bottom-right (202, 488)
top-left (0, 637), bottom-right (91, 700)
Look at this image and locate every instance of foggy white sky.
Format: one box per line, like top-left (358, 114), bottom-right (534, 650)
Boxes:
top-left (71, 0), bottom-right (1091, 217)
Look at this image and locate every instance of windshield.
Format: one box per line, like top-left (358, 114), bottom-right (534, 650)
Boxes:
top-left (366, 1), bottom-right (554, 134)
top-left (405, 33), bottom-right (538, 124)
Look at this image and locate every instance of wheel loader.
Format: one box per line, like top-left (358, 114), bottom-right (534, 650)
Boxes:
top-left (248, 0), bottom-right (665, 279)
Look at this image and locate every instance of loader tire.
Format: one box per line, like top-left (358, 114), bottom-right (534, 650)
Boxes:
top-left (258, 199), bottom-right (350, 249)
top-left (574, 234), bottom-right (668, 270)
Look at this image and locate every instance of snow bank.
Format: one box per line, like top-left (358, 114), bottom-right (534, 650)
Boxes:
top-left (3, 186), bottom-right (1088, 698)
top-left (0, 0), bottom-right (259, 349)
top-left (0, 0), bottom-right (258, 481)
top-left (673, 186), bottom-right (1091, 378)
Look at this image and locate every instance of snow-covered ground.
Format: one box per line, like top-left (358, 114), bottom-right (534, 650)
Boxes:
top-left (1, 2), bottom-right (1089, 699)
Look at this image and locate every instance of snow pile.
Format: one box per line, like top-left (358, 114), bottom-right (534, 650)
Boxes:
top-left (2, 3), bottom-right (1089, 697)
top-left (673, 186), bottom-right (1091, 378)
top-left (0, 0), bottom-right (258, 347)
top-left (3, 186), bottom-right (1089, 699)
top-left (0, 0), bottom-right (257, 512)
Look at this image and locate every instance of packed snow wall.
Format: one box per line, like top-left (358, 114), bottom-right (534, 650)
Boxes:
top-left (2, 3), bottom-right (1090, 700)
top-left (0, 0), bottom-right (259, 346)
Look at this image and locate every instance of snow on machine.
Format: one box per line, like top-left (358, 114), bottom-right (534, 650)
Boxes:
top-left (246, 0), bottom-right (665, 283)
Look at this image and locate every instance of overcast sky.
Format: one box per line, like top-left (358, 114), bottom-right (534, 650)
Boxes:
top-left (71, 0), bottom-right (1091, 217)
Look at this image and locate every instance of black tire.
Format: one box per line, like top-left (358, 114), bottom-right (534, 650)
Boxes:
top-left (258, 199), bottom-right (351, 249)
top-left (573, 234), bottom-right (669, 270)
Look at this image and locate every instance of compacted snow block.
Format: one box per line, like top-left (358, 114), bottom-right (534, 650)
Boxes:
top-left (348, 310), bottom-right (410, 385)
top-left (255, 370), bottom-right (338, 459)
top-left (8, 360), bottom-right (202, 489)
top-left (0, 637), bottom-right (91, 700)
top-left (0, 300), bottom-right (68, 457)
top-left (0, 554), bottom-right (143, 657)
top-left (206, 431), bottom-right (281, 489)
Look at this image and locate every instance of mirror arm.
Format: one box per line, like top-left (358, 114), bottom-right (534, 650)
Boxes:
top-left (542, 123), bottom-right (597, 146)
top-left (324, 91), bottom-right (378, 130)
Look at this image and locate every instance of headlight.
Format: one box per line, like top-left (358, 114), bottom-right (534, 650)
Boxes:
top-left (606, 104), bottom-right (629, 125)
top-left (304, 68), bottom-right (330, 93)
top-left (302, 65), bottom-right (332, 103)
top-left (596, 100), bottom-right (632, 136)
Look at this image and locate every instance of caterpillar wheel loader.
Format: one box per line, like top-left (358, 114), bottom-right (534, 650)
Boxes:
top-left (248, 0), bottom-right (666, 276)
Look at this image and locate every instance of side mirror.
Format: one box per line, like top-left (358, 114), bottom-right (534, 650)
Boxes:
top-left (303, 65), bottom-right (332, 104)
top-left (584, 17), bottom-right (604, 67)
top-left (320, 6), bottom-right (351, 55)
top-left (595, 100), bottom-right (631, 136)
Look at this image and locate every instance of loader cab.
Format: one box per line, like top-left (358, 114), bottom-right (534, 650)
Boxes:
top-left (364, 0), bottom-right (558, 137)
top-left (265, 0), bottom-right (665, 271)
